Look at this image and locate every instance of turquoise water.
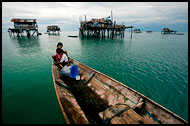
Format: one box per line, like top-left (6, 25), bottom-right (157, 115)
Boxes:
top-left (2, 31), bottom-right (188, 124)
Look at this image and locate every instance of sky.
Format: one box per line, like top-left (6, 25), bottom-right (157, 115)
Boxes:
top-left (2, 2), bottom-right (188, 32)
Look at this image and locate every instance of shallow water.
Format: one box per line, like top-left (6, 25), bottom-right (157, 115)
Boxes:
top-left (2, 31), bottom-right (188, 123)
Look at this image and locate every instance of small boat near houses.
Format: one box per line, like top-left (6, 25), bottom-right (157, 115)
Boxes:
top-left (52, 58), bottom-right (188, 124)
top-left (68, 35), bottom-right (78, 37)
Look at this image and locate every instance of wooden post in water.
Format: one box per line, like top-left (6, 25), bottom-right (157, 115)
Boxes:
top-left (101, 29), bottom-right (103, 38)
top-left (27, 30), bottom-right (30, 36)
top-left (121, 29), bottom-right (123, 38)
top-left (104, 29), bottom-right (105, 37)
top-left (107, 29), bottom-right (109, 38)
top-left (36, 25), bottom-right (39, 36)
top-left (123, 29), bottom-right (124, 37)
top-left (112, 21), bottom-right (116, 39)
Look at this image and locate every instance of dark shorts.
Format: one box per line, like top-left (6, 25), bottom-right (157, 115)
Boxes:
top-left (52, 55), bottom-right (68, 69)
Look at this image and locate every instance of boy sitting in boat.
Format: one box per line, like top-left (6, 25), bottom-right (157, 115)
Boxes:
top-left (60, 49), bottom-right (69, 67)
top-left (53, 48), bottom-right (79, 79)
top-left (52, 42), bottom-right (68, 60)
top-left (53, 48), bottom-right (69, 69)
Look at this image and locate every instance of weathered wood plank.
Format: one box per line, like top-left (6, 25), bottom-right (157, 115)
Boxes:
top-left (81, 71), bottom-right (127, 106)
top-left (52, 63), bottom-right (89, 124)
top-left (54, 58), bottom-right (188, 124)
top-left (94, 72), bottom-right (141, 104)
top-left (144, 101), bottom-right (184, 124)
top-left (99, 105), bottom-right (128, 124)
top-left (78, 66), bottom-right (141, 109)
top-left (122, 109), bottom-right (144, 124)
top-left (99, 104), bottom-right (145, 124)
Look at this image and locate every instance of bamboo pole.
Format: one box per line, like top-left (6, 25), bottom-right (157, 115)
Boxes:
top-left (111, 10), bottom-right (113, 23)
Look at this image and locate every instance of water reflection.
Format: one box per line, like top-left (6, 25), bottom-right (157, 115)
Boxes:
top-left (10, 36), bottom-right (41, 55)
top-left (11, 36), bottom-right (40, 48)
top-left (79, 36), bottom-right (125, 46)
top-left (78, 35), bottom-right (127, 68)
top-left (48, 33), bottom-right (61, 36)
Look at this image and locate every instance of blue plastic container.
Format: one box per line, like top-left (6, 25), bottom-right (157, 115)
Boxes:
top-left (61, 65), bottom-right (78, 78)
top-left (93, 22), bottom-right (99, 27)
top-left (70, 65), bottom-right (78, 78)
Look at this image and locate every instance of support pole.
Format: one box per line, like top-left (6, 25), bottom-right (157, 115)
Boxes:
top-left (111, 10), bottom-right (113, 22)
top-left (107, 29), bottom-right (109, 38)
top-left (27, 30), bottom-right (31, 37)
top-left (123, 29), bottom-right (124, 36)
top-left (17, 33), bottom-right (20, 37)
top-left (32, 30), bottom-right (36, 36)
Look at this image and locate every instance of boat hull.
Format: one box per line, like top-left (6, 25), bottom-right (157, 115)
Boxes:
top-left (52, 58), bottom-right (188, 124)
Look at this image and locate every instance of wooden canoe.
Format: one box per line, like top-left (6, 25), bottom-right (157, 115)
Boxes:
top-left (68, 35), bottom-right (78, 37)
top-left (52, 58), bottom-right (188, 124)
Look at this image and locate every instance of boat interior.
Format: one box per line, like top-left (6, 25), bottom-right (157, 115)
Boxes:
top-left (52, 59), bottom-right (187, 124)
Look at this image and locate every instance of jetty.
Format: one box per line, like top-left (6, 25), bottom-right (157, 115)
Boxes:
top-left (47, 25), bottom-right (60, 34)
top-left (79, 13), bottom-right (133, 39)
top-left (8, 18), bottom-right (39, 37)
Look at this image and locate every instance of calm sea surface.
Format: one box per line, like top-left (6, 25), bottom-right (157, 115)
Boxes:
top-left (2, 31), bottom-right (188, 124)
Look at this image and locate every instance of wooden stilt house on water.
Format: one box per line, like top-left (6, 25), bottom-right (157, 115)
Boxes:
top-left (161, 28), bottom-right (176, 34)
top-left (8, 18), bottom-right (38, 37)
top-left (47, 25), bottom-right (60, 34)
top-left (146, 31), bottom-right (153, 33)
top-left (133, 29), bottom-right (142, 33)
top-left (161, 28), bottom-right (184, 35)
top-left (79, 15), bottom-right (133, 38)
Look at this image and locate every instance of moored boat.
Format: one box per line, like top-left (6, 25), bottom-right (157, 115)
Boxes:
top-left (68, 35), bottom-right (78, 37)
top-left (52, 58), bottom-right (188, 124)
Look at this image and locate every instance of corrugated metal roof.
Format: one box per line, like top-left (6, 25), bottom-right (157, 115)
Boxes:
top-left (11, 18), bottom-right (37, 23)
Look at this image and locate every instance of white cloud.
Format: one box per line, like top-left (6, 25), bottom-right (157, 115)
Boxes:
top-left (2, 2), bottom-right (188, 31)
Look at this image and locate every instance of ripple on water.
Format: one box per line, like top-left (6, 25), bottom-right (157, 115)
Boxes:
top-left (2, 32), bottom-right (188, 122)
